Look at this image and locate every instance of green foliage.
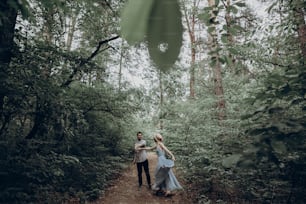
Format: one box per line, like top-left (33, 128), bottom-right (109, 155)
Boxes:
top-left (6, 0), bottom-right (30, 18)
top-left (157, 74), bottom-right (251, 202)
top-left (198, 0), bottom-right (247, 71)
top-left (237, 0), bottom-right (306, 198)
top-left (120, 0), bottom-right (183, 72)
top-left (0, 29), bottom-right (136, 204)
top-left (243, 65), bottom-right (306, 162)
top-left (236, 65), bottom-right (306, 203)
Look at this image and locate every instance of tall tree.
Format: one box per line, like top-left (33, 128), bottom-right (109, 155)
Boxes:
top-left (0, 0), bottom-right (22, 130)
top-left (118, 39), bottom-right (124, 92)
top-left (223, 0), bottom-right (236, 72)
top-left (207, 0), bottom-right (226, 120)
top-left (0, 0), bottom-right (18, 64)
top-left (182, 0), bottom-right (200, 98)
top-left (65, 5), bottom-right (80, 51)
top-left (292, 0), bottom-right (306, 61)
top-left (158, 70), bottom-right (164, 130)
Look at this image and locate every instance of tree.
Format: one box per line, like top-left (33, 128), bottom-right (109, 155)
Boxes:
top-left (223, 0), bottom-right (236, 72)
top-left (0, 0), bottom-right (19, 116)
top-left (182, 0), bottom-right (201, 98)
top-left (0, 0), bottom-right (133, 202)
top-left (207, 0), bottom-right (226, 120)
top-left (291, 0), bottom-right (306, 61)
top-left (0, 0), bottom-right (18, 64)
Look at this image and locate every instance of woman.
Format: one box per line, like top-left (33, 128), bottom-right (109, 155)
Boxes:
top-left (140, 133), bottom-right (182, 196)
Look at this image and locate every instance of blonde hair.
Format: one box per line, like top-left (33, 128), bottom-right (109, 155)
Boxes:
top-left (153, 133), bottom-right (163, 142)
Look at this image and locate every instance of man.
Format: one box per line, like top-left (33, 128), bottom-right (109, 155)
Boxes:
top-left (133, 131), bottom-right (151, 190)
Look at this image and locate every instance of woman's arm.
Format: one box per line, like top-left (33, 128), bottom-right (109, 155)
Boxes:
top-left (160, 143), bottom-right (175, 161)
top-left (138, 145), bottom-right (157, 151)
top-left (135, 143), bottom-right (145, 151)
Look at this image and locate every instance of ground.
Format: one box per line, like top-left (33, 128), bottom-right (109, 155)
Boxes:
top-left (90, 152), bottom-right (192, 204)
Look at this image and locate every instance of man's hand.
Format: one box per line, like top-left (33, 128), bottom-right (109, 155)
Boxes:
top-left (135, 143), bottom-right (145, 151)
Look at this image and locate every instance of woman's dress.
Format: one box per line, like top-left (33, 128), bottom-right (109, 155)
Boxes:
top-left (153, 146), bottom-right (182, 191)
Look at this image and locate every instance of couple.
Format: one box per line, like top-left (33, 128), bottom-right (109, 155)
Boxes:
top-left (133, 132), bottom-right (182, 197)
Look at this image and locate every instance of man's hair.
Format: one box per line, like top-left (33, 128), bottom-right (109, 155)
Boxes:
top-left (137, 131), bottom-right (142, 136)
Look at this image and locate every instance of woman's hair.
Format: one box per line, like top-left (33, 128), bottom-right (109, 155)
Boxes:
top-left (153, 133), bottom-right (163, 142)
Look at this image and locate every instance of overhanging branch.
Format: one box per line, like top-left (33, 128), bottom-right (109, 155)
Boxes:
top-left (61, 35), bottom-right (120, 87)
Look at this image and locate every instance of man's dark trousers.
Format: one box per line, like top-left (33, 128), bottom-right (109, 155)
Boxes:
top-left (137, 159), bottom-right (151, 187)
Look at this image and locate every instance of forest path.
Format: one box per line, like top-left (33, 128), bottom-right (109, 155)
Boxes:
top-left (90, 152), bottom-right (192, 204)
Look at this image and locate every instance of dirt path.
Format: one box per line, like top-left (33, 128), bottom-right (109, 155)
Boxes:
top-left (91, 152), bottom-right (192, 204)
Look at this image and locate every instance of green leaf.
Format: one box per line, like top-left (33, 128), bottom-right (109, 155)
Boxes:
top-left (234, 2), bottom-right (246, 7)
top-left (228, 47), bottom-right (239, 55)
top-left (228, 26), bottom-right (238, 35)
top-left (229, 5), bottom-right (238, 14)
top-left (207, 26), bottom-right (215, 34)
top-left (225, 55), bottom-right (233, 66)
top-left (222, 154), bottom-right (242, 168)
top-left (209, 56), bottom-right (217, 67)
top-left (219, 56), bottom-right (226, 64)
top-left (198, 11), bottom-right (211, 26)
top-left (120, 0), bottom-right (155, 44)
top-left (221, 34), bottom-right (228, 44)
top-left (147, 0), bottom-right (183, 72)
top-left (222, 25), bottom-right (228, 31)
top-left (271, 140), bottom-right (287, 155)
top-left (233, 24), bottom-right (244, 32)
top-left (215, 0), bottom-right (220, 6)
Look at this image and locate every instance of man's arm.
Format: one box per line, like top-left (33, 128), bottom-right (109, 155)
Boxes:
top-left (139, 145), bottom-right (156, 151)
top-left (133, 153), bottom-right (136, 164)
top-left (135, 141), bottom-right (146, 150)
top-left (133, 142), bottom-right (138, 164)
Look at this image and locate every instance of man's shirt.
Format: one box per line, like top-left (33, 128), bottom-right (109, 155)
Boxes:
top-left (134, 140), bottom-right (147, 163)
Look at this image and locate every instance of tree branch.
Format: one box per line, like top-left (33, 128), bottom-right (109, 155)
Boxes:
top-left (86, 35), bottom-right (119, 62)
top-left (61, 35), bottom-right (120, 87)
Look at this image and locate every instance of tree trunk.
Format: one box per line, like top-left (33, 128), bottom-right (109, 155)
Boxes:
top-left (25, 99), bottom-right (45, 139)
top-left (42, 6), bottom-right (56, 44)
top-left (183, 0), bottom-right (198, 99)
top-left (0, 0), bottom-right (17, 64)
top-left (293, 6), bottom-right (306, 61)
top-left (208, 0), bottom-right (226, 120)
top-left (225, 0), bottom-right (236, 73)
top-left (118, 39), bottom-right (124, 92)
top-left (225, 0), bottom-right (234, 44)
top-left (66, 12), bottom-right (78, 51)
top-left (159, 71), bottom-right (164, 130)
top-left (0, 1), bottom-right (18, 120)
